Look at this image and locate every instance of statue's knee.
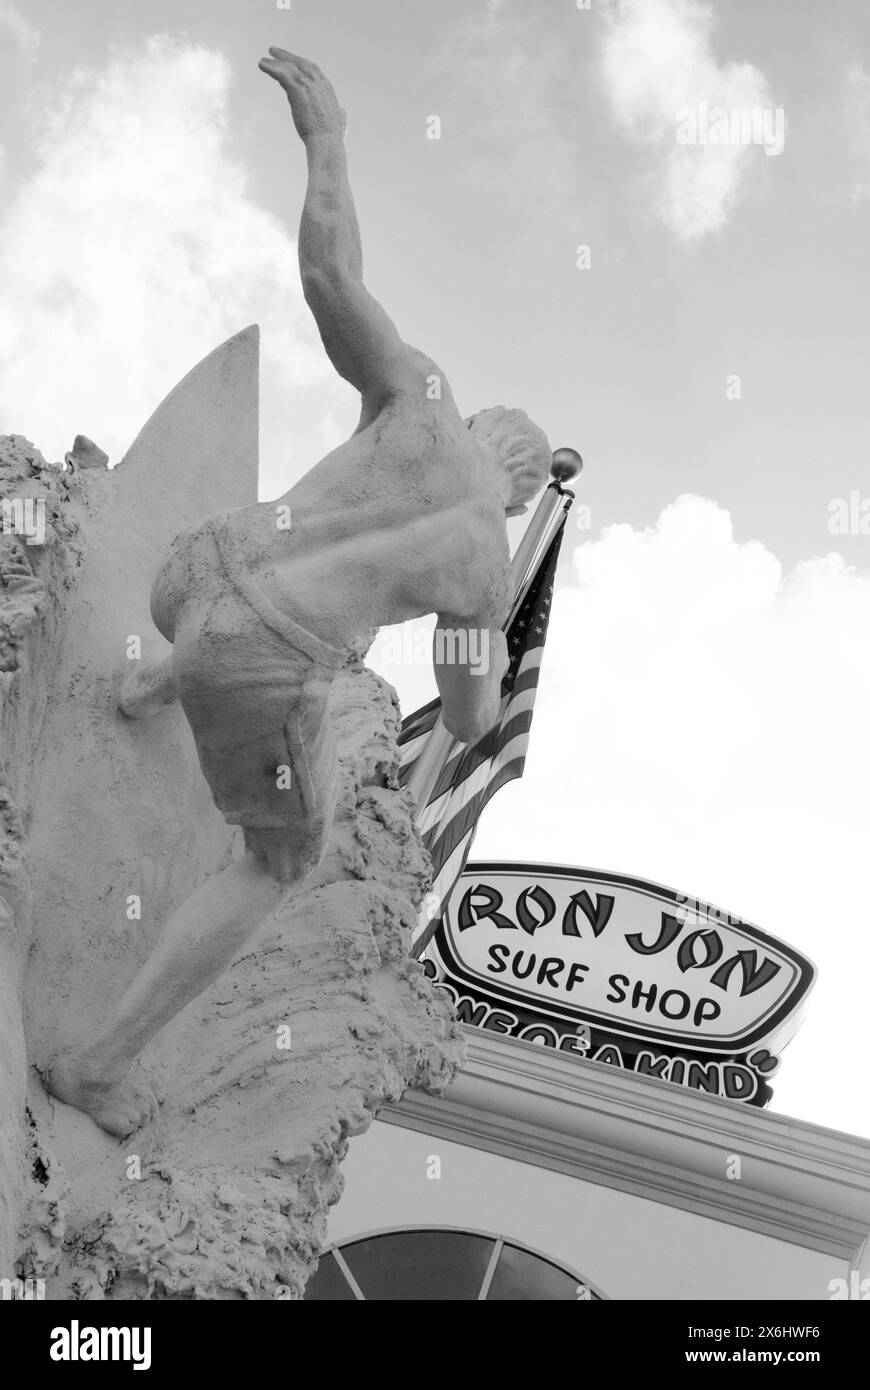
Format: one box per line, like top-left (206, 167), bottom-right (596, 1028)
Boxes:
top-left (245, 819), bottom-right (329, 888)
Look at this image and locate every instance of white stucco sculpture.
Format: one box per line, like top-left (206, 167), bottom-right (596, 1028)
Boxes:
top-left (45, 49), bottom-right (551, 1137)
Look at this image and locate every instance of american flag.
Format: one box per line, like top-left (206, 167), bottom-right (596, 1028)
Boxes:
top-left (398, 518), bottom-right (568, 955)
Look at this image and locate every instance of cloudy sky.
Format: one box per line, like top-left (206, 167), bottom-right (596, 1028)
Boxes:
top-left (2, 0), bottom-right (869, 1136)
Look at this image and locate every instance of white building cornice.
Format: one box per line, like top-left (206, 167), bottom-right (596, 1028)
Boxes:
top-left (382, 1029), bottom-right (870, 1261)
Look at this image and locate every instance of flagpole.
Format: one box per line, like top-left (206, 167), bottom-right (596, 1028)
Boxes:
top-left (506, 448), bottom-right (582, 620)
top-left (405, 448), bottom-right (582, 815)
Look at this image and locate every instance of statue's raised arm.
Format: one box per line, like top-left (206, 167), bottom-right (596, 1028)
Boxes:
top-left (260, 48), bottom-right (424, 421)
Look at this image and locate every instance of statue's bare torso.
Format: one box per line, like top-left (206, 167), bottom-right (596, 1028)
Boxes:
top-left (153, 380), bottom-right (512, 655)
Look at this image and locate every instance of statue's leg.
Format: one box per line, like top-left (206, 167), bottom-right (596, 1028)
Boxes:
top-left (44, 852), bottom-right (286, 1138)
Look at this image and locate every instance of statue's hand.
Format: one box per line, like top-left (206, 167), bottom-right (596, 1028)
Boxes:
top-left (259, 48), bottom-right (347, 142)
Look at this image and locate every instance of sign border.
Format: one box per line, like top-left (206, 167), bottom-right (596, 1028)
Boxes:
top-left (434, 861), bottom-right (817, 1056)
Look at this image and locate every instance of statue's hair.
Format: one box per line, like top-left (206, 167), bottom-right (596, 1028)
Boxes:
top-left (465, 406), bottom-right (551, 508)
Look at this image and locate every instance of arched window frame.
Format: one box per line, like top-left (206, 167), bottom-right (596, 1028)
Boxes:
top-left (307, 1223), bottom-right (609, 1300)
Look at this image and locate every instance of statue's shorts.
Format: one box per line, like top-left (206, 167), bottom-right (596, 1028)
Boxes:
top-left (157, 521), bottom-right (349, 885)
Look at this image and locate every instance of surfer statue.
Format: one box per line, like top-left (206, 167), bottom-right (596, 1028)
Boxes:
top-left (45, 48), bottom-right (552, 1136)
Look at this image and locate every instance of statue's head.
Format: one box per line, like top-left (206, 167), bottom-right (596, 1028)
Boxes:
top-left (465, 406), bottom-right (551, 517)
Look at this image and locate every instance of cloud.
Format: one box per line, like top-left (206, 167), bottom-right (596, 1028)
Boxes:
top-left (0, 1), bottom-right (39, 60)
top-left (467, 496), bottom-right (870, 1133)
top-left (600, 0), bottom-right (779, 240)
top-left (0, 35), bottom-right (352, 476)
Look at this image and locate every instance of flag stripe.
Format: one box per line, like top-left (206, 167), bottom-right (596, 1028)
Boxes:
top-left (423, 758), bottom-right (527, 875)
top-left (423, 736), bottom-right (530, 853)
top-left (413, 827), bottom-right (477, 956)
top-left (416, 716), bottom-right (534, 836)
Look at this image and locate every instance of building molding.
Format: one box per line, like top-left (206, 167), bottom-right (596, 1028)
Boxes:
top-left (382, 1029), bottom-right (870, 1261)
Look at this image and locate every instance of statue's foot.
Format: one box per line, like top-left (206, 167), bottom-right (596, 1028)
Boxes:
top-left (43, 1053), bottom-right (160, 1139)
top-left (118, 655), bottom-right (177, 720)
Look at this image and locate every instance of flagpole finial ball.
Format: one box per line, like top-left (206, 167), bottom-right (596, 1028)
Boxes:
top-left (551, 448), bottom-right (583, 483)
